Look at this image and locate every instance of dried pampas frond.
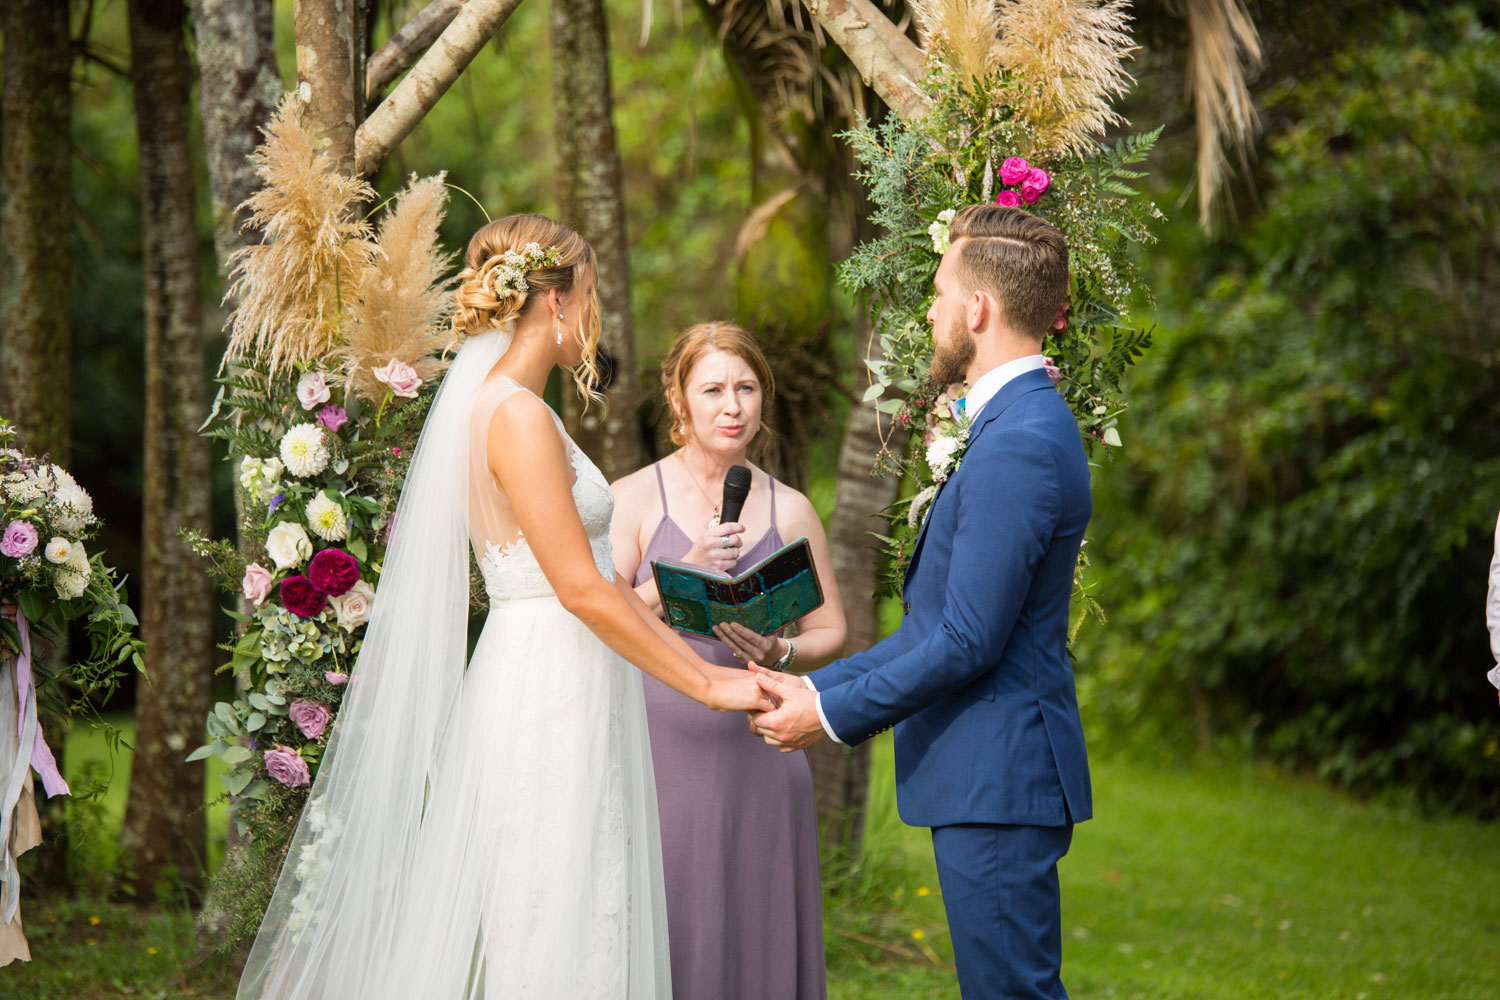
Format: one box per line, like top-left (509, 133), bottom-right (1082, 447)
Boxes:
top-left (224, 95), bottom-right (378, 376)
top-left (1185, 0), bottom-right (1263, 228)
top-left (910, 0), bottom-right (1004, 83)
top-left (992, 0), bottom-right (1138, 157)
top-left (339, 173), bottom-right (456, 404)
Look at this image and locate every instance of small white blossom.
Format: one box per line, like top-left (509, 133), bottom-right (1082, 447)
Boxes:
top-left (305, 492), bottom-right (348, 542)
top-left (926, 435), bottom-right (962, 478)
top-left (279, 423), bottom-right (330, 478)
top-left (928, 209), bottom-right (957, 254)
top-left (44, 537), bottom-right (72, 564)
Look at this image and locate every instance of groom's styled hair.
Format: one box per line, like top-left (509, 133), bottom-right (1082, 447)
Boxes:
top-left (949, 205), bottom-right (1069, 341)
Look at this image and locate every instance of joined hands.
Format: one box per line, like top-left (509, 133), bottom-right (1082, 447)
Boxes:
top-left (746, 665), bottom-right (827, 752)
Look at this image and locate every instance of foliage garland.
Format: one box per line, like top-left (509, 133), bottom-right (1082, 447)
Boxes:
top-left (842, 40), bottom-right (1162, 618)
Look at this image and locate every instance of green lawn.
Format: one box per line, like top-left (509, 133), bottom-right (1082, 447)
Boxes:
top-left (8, 726), bottom-right (1499, 999)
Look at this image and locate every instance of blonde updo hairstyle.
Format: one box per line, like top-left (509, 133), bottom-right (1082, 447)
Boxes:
top-left (660, 321), bottom-right (776, 451)
top-left (452, 213), bottom-right (603, 402)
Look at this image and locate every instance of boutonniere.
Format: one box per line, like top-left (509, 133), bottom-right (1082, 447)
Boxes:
top-left (907, 412), bottom-right (973, 528)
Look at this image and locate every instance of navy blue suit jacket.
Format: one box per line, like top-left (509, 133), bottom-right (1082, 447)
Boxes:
top-left (811, 368), bottom-right (1093, 829)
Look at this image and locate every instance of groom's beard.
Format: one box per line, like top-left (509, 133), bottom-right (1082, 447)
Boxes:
top-left (930, 315), bottom-right (976, 385)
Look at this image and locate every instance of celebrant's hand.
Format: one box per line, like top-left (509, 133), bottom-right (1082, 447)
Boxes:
top-left (747, 668), bottom-right (826, 751)
top-left (713, 621), bottom-right (783, 666)
top-left (684, 522), bottom-right (746, 574)
top-left (705, 673), bottom-right (777, 713)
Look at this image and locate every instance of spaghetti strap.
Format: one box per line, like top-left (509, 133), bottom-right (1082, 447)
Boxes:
top-left (654, 461), bottom-right (670, 518)
top-left (768, 476), bottom-right (777, 522)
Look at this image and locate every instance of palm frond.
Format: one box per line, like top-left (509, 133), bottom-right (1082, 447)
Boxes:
top-left (1184, 0), bottom-right (1263, 228)
top-left (223, 95), bottom-right (378, 377)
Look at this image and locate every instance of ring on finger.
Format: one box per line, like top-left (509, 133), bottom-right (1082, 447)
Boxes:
top-left (721, 535), bottom-right (733, 549)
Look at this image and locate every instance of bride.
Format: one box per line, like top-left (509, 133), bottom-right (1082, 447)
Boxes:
top-left (236, 214), bottom-right (770, 999)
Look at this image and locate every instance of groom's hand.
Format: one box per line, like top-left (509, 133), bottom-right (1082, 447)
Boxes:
top-left (747, 667), bottom-right (826, 751)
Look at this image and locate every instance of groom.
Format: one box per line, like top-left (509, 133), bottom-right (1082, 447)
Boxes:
top-left (752, 204), bottom-right (1092, 999)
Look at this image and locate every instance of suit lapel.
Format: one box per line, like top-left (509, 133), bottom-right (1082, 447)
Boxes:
top-left (901, 368), bottom-right (1055, 590)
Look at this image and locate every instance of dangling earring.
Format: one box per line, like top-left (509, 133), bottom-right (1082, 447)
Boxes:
top-left (556, 309), bottom-right (565, 347)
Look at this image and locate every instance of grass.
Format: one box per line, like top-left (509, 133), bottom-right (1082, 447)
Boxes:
top-left (7, 727), bottom-right (1499, 999)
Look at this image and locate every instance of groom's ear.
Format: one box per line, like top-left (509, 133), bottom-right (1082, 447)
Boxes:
top-left (968, 287), bottom-right (996, 332)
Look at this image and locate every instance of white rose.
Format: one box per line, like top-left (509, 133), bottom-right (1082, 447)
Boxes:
top-left (332, 580), bottom-right (375, 630)
top-left (266, 520), bottom-right (313, 570)
top-left (54, 541), bottom-right (91, 599)
top-left (44, 537), bottom-right (72, 564)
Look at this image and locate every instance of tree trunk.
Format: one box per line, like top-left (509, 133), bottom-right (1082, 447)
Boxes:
top-left (192, 0), bottom-right (281, 270)
top-left (0, 0), bottom-right (72, 462)
top-left (295, 0), bottom-right (362, 173)
top-left (0, 0), bottom-right (75, 894)
top-left (120, 0), bottom-right (214, 900)
top-left (550, 0), bottom-right (644, 481)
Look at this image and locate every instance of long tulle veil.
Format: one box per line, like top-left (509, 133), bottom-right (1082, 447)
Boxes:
top-left (237, 326), bottom-right (513, 999)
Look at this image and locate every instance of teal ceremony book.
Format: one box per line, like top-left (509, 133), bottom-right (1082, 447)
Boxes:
top-left (651, 536), bottom-right (825, 637)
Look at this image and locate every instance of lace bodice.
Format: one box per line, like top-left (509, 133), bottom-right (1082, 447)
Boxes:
top-left (470, 380), bottom-right (616, 603)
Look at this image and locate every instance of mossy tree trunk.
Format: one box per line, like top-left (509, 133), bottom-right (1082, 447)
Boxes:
top-left (550, 0), bottom-right (644, 481)
top-left (0, 0), bottom-right (75, 894)
top-left (120, 0), bottom-right (214, 900)
top-left (294, 0), bottom-right (364, 173)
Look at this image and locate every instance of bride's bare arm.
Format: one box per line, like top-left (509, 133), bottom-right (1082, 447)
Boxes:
top-left (488, 397), bottom-right (767, 710)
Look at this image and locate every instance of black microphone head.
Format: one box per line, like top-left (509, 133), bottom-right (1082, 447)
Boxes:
top-left (720, 465), bottom-right (753, 523)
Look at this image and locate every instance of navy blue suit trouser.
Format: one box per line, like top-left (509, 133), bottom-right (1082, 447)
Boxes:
top-left (930, 822), bottom-right (1074, 999)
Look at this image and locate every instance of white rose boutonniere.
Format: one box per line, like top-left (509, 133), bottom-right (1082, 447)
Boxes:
top-left (266, 520), bottom-right (313, 570)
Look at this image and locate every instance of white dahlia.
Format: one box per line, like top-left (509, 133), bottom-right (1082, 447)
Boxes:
top-left (279, 423), bottom-right (330, 478)
top-left (305, 492), bottom-right (348, 542)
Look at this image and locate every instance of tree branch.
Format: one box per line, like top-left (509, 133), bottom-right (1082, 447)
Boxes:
top-left (355, 0), bottom-right (524, 177)
top-left (365, 0), bottom-right (462, 102)
top-left (798, 0), bottom-right (929, 120)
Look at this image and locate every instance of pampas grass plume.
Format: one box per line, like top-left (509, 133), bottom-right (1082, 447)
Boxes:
top-left (910, 0), bottom-right (1005, 83)
top-left (224, 95), bottom-right (377, 376)
top-left (339, 173), bottom-right (455, 404)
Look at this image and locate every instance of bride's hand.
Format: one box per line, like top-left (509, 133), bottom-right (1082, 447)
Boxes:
top-left (684, 522), bottom-right (746, 574)
top-left (704, 673), bottom-right (777, 713)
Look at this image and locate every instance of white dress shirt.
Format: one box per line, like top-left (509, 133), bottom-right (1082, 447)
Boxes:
top-left (806, 355), bottom-right (1050, 742)
top-left (1487, 511), bottom-right (1500, 690)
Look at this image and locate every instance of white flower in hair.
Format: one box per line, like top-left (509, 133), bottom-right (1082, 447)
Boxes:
top-left (483, 243), bottom-right (564, 299)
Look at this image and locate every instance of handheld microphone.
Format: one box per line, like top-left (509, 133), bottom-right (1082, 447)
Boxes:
top-left (719, 465), bottom-right (752, 524)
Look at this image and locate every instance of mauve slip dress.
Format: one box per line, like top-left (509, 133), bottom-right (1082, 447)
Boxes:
top-left (632, 463), bottom-right (827, 1000)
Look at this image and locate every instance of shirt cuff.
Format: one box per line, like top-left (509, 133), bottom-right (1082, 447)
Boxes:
top-left (1488, 665), bottom-right (1500, 691)
top-left (813, 692), bottom-right (843, 744)
top-left (802, 675), bottom-right (817, 691)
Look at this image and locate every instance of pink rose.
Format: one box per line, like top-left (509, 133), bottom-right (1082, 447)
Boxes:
top-left (241, 562), bottom-right (274, 605)
top-left (316, 405), bottom-right (348, 432)
top-left (296, 371), bottom-right (331, 410)
top-left (324, 671), bottom-right (348, 686)
top-left (288, 699), bottom-right (332, 740)
top-left (264, 745), bottom-right (310, 788)
top-left (1000, 156), bottom-right (1031, 185)
top-left (1, 521), bottom-right (39, 558)
top-left (373, 359), bottom-right (422, 398)
top-left (1020, 168), bottom-right (1051, 204)
top-left (1043, 357), bottom-right (1062, 386)
top-left (996, 190), bottom-right (1020, 207)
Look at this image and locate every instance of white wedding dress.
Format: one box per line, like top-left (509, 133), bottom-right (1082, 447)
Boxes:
top-left (237, 332), bottom-right (670, 999)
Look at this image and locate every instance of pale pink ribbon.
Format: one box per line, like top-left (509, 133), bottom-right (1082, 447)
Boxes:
top-left (6, 606), bottom-right (70, 798)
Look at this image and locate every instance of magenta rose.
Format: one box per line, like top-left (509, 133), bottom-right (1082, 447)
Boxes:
top-left (316, 405), bottom-right (348, 432)
top-left (996, 189), bottom-right (1021, 207)
top-left (1020, 168), bottom-right (1051, 204)
top-left (289, 699), bottom-right (332, 739)
top-left (264, 745), bottom-right (310, 788)
top-left (1, 521), bottom-right (39, 558)
top-left (308, 547), bottom-right (359, 597)
top-left (1000, 156), bottom-right (1031, 185)
top-left (280, 575), bottom-right (328, 617)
